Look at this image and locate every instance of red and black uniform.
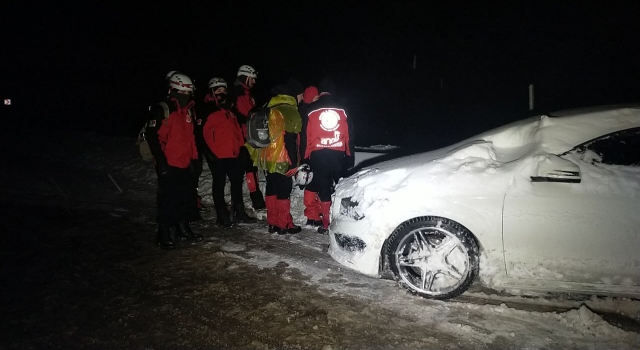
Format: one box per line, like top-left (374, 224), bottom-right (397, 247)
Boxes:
top-left (300, 93), bottom-right (355, 230)
top-left (146, 96), bottom-right (200, 229)
top-left (232, 79), bottom-right (266, 209)
top-left (202, 93), bottom-right (253, 226)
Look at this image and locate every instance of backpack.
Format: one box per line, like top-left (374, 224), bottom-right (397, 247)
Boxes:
top-left (137, 102), bottom-right (170, 161)
top-left (245, 105), bottom-right (273, 148)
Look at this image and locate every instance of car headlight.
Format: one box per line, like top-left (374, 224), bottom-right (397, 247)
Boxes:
top-left (339, 197), bottom-right (365, 220)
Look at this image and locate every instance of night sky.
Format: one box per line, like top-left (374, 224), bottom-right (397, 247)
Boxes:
top-left (2, 1), bottom-right (639, 150)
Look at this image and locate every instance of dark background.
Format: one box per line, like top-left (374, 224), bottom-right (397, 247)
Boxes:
top-left (1, 1), bottom-right (639, 151)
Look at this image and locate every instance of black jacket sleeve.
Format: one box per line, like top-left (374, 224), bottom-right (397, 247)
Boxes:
top-left (231, 104), bottom-right (247, 125)
top-left (347, 109), bottom-right (355, 156)
top-left (146, 104), bottom-right (167, 167)
top-left (299, 106), bottom-right (309, 163)
top-left (345, 110), bottom-right (356, 170)
top-left (284, 132), bottom-right (299, 169)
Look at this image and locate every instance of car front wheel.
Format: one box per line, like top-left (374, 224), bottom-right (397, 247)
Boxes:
top-left (387, 217), bottom-right (479, 300)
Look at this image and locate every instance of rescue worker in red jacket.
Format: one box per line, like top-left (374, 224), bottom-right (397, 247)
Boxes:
top-left (231, 65), bottom-right (266, 210)
top-left (300, 78), bottom-right (355, 234)
top-left (164, 71), bottom-right (207, 216)
top-left (245, 78), bottom-right (305, 234)
top-left (202, 77), bottom-right (257, 228)
top-left (146, 72), bottom-right (204, 249)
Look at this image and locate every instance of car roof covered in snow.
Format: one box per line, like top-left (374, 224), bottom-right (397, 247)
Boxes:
top-left (475, 104), bottom-right (640, 154)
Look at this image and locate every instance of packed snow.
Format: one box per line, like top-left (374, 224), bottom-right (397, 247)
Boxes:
top-left (209, 225), bottom-right (640, 349)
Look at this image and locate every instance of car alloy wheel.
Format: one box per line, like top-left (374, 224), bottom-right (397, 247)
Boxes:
top-left (387, 217), bottom-right (479, 300)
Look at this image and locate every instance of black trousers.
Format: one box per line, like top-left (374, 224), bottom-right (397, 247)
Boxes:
top-left (156, 166), bottom-right (199, 225)
top-left (239, 146), bottom-right (258, 173)
top-left (306, 149), bottom-right (345, 202)
top-left (210, 157), bottom-right (244, 212)
top-left (266, 172), bottom-right (293, 200)
top-left (192, 152), bottom-right (203, 190)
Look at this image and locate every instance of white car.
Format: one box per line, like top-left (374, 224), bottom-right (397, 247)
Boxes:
top-left (329, 105), bottom-right (640, 300)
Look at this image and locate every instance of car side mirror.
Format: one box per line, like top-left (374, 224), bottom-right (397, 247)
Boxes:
top-left (531, 155), bottom-right (581, 183)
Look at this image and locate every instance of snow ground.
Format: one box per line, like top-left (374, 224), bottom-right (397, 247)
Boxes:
top-left (3, 132), bottom-right (639, 349)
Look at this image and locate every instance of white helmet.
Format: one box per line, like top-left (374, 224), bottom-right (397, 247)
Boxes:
top-left (168, 73), bottom-right (194, 92)
top-left (237, 65), bottom-right (257, 78)
top-left (208, 77), bottom-right (227, 90)
top-left (293, 164), bottom-right (313, 187)
top-left (165, 70), bottom-right (178, 80)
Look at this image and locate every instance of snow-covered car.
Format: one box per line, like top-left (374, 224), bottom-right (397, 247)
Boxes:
top-left (329, 105), bottom-right (640, 300)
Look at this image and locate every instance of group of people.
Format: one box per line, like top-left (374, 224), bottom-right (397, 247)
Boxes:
top-left (144, 65), bottom-right (354, 250)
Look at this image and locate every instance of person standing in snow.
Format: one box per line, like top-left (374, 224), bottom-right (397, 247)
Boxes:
top-left (145, 72), bottom-right (203, 249)
top-left (231, 65), bottom-right (267, 211)
top-left (245, 78), bottom-right (305, 234)
top-left (299, 78), bottom-right (355, 234)
top-left (201, 77), bottom-right (257, 228)
top-left (161, 71), bottom-right (206, 216)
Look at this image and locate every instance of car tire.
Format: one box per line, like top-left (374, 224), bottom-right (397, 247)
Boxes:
top-left (386, 216), bottom-right (479, 300)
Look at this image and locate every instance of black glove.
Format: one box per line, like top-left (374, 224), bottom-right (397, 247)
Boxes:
top-left (157, 160), bottom-right (170, 177)
top-left (301, 158), bottom-right (310, 166)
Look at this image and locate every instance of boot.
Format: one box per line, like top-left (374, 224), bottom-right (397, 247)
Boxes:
top-left (287, 224), bottom-right (302, 234)
top-left (305, 219), bottom-right (322, 227)
top-left (234, 203), bottom-right (257, 224)
top-left (157, 224), bottom-right (176, 250)
top-left (273, 224), bottom-right (301, 235)
top-left (250, 190), bottom-right (266, 210)
top-left (197, 195), bottom-right (208, 213)
top-left (177, 221), bottom-right (203, 242)
top-left (215, 208), bottom-right (234, 229)
top-left (273, 226), bottom-right (288, 235)
top-left (318, 226), bottom-right (329, 235)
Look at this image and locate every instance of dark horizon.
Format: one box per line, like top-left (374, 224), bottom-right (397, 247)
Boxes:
top-left (2, 2), bottom-right (639, 150)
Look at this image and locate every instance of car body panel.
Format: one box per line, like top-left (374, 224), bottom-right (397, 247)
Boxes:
top-left (503, 152), bottom-right (640, 286)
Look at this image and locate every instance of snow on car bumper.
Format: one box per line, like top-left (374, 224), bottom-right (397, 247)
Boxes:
top-left (328, 217), bottom-right (383, 278)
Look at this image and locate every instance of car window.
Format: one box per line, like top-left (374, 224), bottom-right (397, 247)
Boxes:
top-left (577, 128), bottom-right (640, 166)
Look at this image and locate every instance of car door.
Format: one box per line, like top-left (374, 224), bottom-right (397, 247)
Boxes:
top-left (502, 128), bottom-right (640, 285)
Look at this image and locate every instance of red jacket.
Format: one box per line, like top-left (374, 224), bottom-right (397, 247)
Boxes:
top-left (233, 82), bottom-right (255, 138)
top-left (203, 94), bottom-right (245, 159)
top-left (303, 107), bottom-right (351, 159)
top-left (157, 99), bottom-right (199, 168)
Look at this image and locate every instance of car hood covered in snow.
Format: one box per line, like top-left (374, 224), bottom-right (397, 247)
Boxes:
top-left (336, 105), bottom-right (640, 219)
